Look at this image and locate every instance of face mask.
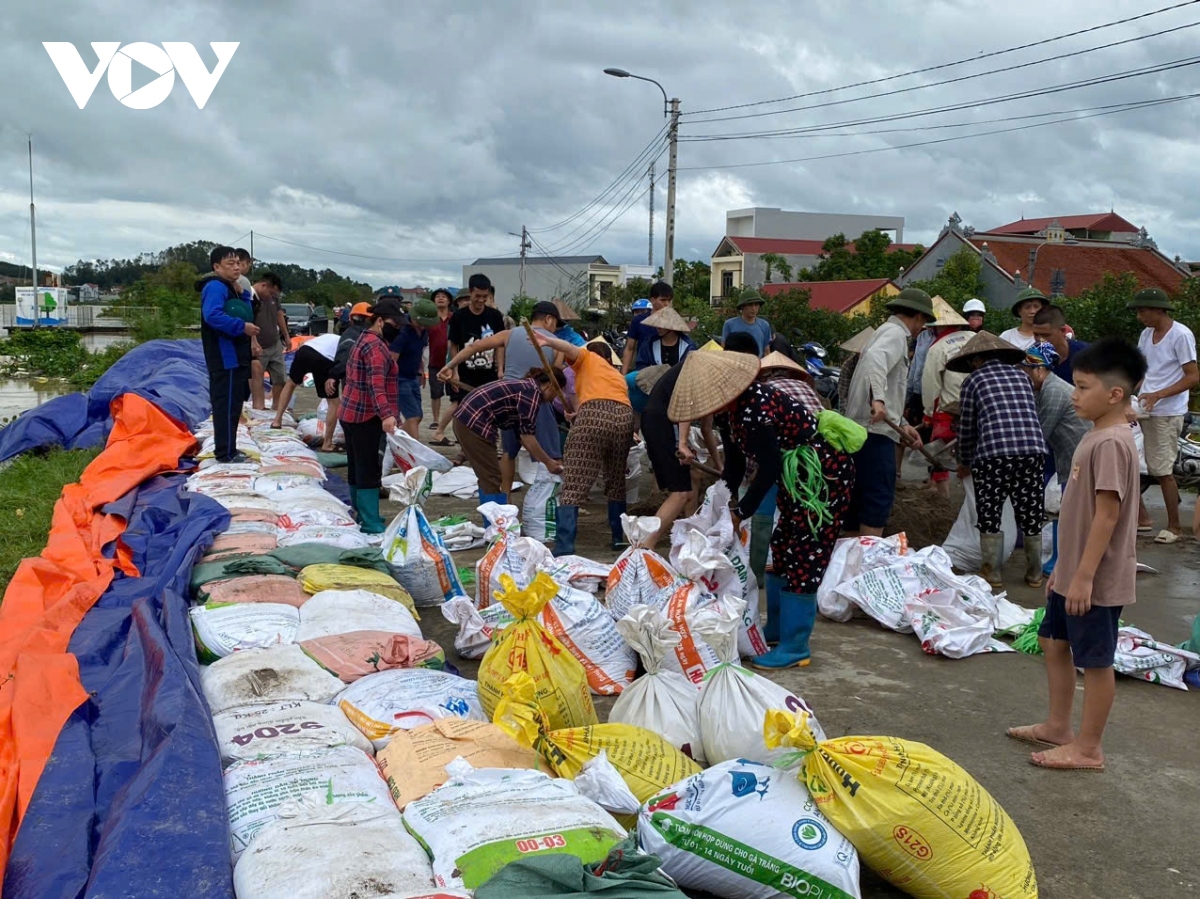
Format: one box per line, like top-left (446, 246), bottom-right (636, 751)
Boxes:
top-left (381, 322), bottom-right (400, 342)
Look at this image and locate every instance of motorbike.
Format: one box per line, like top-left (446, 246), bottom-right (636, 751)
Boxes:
top-left (770, 333), bottom-right (840, 409)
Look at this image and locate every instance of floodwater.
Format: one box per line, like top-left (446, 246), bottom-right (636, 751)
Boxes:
top-left (0, 333), bottom-right (131, 421)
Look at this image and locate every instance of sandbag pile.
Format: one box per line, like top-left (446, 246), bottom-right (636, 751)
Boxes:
top-left (816, 534), bottom-right (1034, 659)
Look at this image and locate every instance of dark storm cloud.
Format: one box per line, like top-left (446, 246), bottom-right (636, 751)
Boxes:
top-left (2, 0), bottom-right (1199, 286)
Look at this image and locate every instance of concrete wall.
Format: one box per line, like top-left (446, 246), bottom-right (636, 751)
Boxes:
top-left (460, 262), bottom-right (590, 311)
top-left (726, 207), bottom-right (905, 243)
top-left (896, 231), bottom-right (1019, 311)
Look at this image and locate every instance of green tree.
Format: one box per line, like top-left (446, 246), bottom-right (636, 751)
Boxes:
top-left (655, 260), bottom-right (711, 303)
top-left (798, 230), bottom-right (924, 282)
top-left (508, 295), bottom-right (537, 323)
top-left (1058, 272), bottom-right (1142, 344)
top-left (904, 247), bottom-right (987, 307)
top-left (760, 252), bottom-right (793, 284)
top-left (114, 262), bottom-right (202, 342)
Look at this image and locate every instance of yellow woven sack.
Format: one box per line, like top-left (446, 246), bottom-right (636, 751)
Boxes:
top-left (477, 573), bottom-right (597, 730)
top-left (764, 710), bottom-right (1037, 899)
top-left (297, 564), bottom-right (417, 616)
top-left (495, 671), bottom-right (700, 805)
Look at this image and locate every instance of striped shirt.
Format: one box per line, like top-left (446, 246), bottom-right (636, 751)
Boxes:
top-left (454, 378), bottom-right (542, 442)
top-left (958, 360), bottom-right (1048, 466)
top-left (339, 331), bottom-right (399, 424)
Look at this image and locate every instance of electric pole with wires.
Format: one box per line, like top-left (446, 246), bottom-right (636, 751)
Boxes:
top-left (518, 225), bottom-right (531, 297)
top-left (647, 161), bottom-right (655, 268)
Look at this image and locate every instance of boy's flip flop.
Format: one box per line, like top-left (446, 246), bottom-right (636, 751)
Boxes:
top-left (1029, 747), bottom-right (1105, 772)
top-left (1005, 725), bottom-right (1064, 750)
top-left (1137, 525), bottom-right (1154, 533)
top-left (1154, 529), bottom-right (1180, 544)
top-left (429, 437), bottom-right (455, 446)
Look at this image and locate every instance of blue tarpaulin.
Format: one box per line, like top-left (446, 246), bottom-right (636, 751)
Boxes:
top-left (0, 339), bottom-right (211, 463)
top-left (4, 475), bottom-right (234, 899)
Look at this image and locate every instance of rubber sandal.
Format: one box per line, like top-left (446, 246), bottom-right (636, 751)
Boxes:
top-left (1137, 525), bottom-right (1154, 533)
top-left (1154, 529), bottom-right (1180, 544)
top-left (1029, 751), bottom-right (1105, 772)
top-left (430, 437), bottom-right (455, 446)
top-left (1005, 725), bottom-right (1064, 749)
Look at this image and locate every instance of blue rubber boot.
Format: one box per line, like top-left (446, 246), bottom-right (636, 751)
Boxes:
top-left (1042, 519), bottom-right (1058, 577)
top-left (479, 491), bottom-right (508, 527)
top-left (357, 486), bottom-right (386, 534)
top-left (608, 500), bottom-right (629, 551)
top-left (749, 484), bottom-right (777, 583)
top-left (553, 505), bottom-right (579, 557)
top-left (749, 592), bottom-right (815, 669)
top-left (763, 573), bottom-right (783, 645)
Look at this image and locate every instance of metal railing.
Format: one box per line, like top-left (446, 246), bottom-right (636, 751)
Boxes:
top-left (0, 304), bottom-right (157, 329)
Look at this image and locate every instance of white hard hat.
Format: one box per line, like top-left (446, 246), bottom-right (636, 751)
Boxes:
top-left (962, 298), bottom-right (986, 314)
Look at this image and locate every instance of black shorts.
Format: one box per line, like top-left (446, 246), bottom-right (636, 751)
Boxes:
top-left (429, 375), bottom-right (446, 400)
top-left (288, 345), bottom-right (338, 399)
top-left (1037, 590), bottom-right (1123, 669)
top-left (642, 413), bottom-right (693, 494)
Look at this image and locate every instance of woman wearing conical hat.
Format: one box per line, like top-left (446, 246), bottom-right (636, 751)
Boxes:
top-left (670, 345), bottom-right (861, 669)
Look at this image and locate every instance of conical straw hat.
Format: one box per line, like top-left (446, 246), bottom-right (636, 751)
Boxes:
top-left (925, 295), bottom-right (968, 328)
top-left (838, 326), bottom-right (875, 354)
top-left (554, 298), bottom-right (580, 322)
top-left (635, 364), bottom-right (671, 394)
top-left (641, 306), bottom-right (692, 333)
top-left (759, 350), bottom-right (807, 378)
top-left (668, 351), bottom-right (761, 422)
top-left (699, 339), bottom-right (724, 352)
top-left (946, 330), bottom-right (1027, 373)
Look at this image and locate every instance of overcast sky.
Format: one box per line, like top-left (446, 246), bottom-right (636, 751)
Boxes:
top-left (3, 0), bottom-right (1200, 290)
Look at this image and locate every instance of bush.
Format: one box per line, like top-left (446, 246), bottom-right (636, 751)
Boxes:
top-left (0, 329), bottom-right (88, 378)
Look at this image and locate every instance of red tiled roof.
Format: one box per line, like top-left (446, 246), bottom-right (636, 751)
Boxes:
top-left (761, 278), bottom-right (893, 314)
top-left (969, 238), bottom-right (1186, 296)
top-left (984, 213), bottom-right (1139, 236)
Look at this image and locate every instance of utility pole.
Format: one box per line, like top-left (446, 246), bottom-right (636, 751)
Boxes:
top-left (647, 161), bottom-right (655, 269)
top-left (29, 135), bottom-right (39, 328)
top-left (664, 97), bottom-right (680, 287)
top-left (518, 225), bottom-right (531, 297)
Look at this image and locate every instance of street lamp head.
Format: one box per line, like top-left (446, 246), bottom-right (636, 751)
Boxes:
top-left (603, 67), bottom-right (630, 77)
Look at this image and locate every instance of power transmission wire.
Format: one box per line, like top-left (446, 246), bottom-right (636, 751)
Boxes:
top-left (527, 123), bottom-right (669, 233)
top-left (253, 232), bottom-right (507, 264)
top-left (564, 183), bottom-right (655, 258)
top-left (677, 91), bottom-right (1200, 171)
top-left (684, 0), bottom-right (1200, 117)
top-left (534, 143), bottom-right (666, 254)
top-left (678, 54), bottom-right (1200, 141)
top-left (535, 144), bottom-right (668, 257)
top-left (679, 95), bottom-right (1178, 142)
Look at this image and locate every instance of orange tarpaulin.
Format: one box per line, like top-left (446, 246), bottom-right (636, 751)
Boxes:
top-left (0, 394), bottom-right (196, 889)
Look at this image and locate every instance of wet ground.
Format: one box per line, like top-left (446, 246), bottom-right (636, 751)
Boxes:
top-left (295, 389), bottom-right (1200, 899)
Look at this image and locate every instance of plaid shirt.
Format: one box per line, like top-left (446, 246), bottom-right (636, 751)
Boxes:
top-left (759, 372), bottom-right (825, 415)
top-left (958, 360), bottom-right (1047, 466)
top-left (339, 331), bottom-right (399, 424)
top-left (454, 378), bottom-right (542, 442)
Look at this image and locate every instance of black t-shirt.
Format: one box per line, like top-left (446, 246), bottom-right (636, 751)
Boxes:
top-left (643, 361), bottom-right (685, 419)
top-left (448, 306), bottom-right (507, 388)
top-left (659, 340), bottom-right (681, 367)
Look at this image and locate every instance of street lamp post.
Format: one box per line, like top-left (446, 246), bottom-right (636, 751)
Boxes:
top-left (604, 68), bottom-right (680, 287)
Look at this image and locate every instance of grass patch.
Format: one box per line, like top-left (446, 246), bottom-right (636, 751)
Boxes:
top-left (0, 448), bottom-right (101, 592)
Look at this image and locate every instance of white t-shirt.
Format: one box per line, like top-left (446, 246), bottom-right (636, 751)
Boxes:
top-left (1137, 321), bottom-right (1197, 417)
top-left (305, 332), bottom-right (341, 361)
top-left (999, 327), bottom-right (1036, 351)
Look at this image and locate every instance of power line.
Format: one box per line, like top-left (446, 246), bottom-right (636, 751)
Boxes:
top-left (252, 231), bottom-right (506, 264)
top-left (679, 95), bottom-right (1179, 142)
top-left (527, 123), bottom-right (669, 233)
top-left (536, 144), bottom-right (668, 257)
top-left (677, 91), bottom-right (1200, 171)
top-left (678, 54), bottom-right (1200, 141)
top-left (684, 0), bottom-right (1200, 117)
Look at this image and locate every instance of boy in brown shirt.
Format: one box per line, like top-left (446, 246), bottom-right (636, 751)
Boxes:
top-left (1006, 337), bottom-right (1147, 772)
